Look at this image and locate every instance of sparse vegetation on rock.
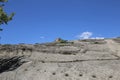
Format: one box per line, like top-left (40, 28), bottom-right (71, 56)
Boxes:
top-left (55, 38), bottom-right (68, 43)
top-left (113, 38), bottom-right (120, 43)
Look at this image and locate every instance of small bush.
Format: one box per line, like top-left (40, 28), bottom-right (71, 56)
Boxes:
top-left (93, 41), bottom-right (99, 44)
top-left (61, 51), bottom-right (73, 55)
top-left (55, 38), bottom-right (68, 43)
top-left (79, 74), bottom-right (83, 77)
top-left (92, 75), bottom-right (96, 78)
top-left (91, 41), bottom-right (106, 44)
top-left (65, 73), bottom-right (69, 77)
top-left (109, 75), bottom-right (113, 78)
top-left (52, 72), bottom-right (56, 75)
top-left (59, 40), bottom-right (68, 43)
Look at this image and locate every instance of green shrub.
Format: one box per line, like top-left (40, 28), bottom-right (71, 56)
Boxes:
top-left (59, 40), bottom-right (67, 43)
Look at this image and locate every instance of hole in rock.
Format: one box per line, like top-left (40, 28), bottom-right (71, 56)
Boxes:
top-left (65, 73), bottom-right (69, 77)
top-left (52, 72), bottom-right (56, 75)
top-left (92, 75), bottom-right (96, 78)
top-left (109, 75), bottom-right (113, 78)
top-left (79, 74), bottom-right (83, 77)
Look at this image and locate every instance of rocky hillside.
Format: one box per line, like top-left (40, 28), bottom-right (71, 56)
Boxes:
top-left (0, 38), bottom-right (120, 80)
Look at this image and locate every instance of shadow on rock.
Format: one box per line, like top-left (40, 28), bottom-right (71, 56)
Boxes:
top-left (0, 56), bottom-right (26, 73)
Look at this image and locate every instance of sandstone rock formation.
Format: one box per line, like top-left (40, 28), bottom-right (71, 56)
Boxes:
top-left (0, 38), bottom-right (120, 80)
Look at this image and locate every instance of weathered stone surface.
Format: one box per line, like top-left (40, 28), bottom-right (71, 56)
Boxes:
top-left (0, 39), bottom-right (120, 80)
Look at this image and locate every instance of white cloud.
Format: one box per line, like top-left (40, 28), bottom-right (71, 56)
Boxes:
top-left (76, 32), bottom-right (104, 39)
top-left (76, 32), bottom-right (93, 39)
top-left (40, 36), bottom-right (45, 39)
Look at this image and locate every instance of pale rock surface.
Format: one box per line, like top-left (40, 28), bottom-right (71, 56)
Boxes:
top-left (0, 39), bottom-right (120, 80)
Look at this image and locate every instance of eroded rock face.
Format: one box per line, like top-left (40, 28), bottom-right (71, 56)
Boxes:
top-left (0, 39), bottom-right (120, 80)
top-left (0, 56), bottom-right (25, 73)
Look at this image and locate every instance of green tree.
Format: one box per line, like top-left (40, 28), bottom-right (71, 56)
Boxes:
top-left (0, 0), bottom-right (14, 31)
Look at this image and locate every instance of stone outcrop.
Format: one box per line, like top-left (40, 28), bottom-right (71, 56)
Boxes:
top-left (0, 38), bottom-right (120, 80)
top-left (0, 56), bottom-right (25, 73)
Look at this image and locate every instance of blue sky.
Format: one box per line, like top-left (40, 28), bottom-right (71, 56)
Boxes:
top-left (1, 0), bottom-right (120, 44)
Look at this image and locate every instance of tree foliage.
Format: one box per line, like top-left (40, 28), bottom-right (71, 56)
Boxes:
top-left (0, 0), bottom-right (14, 31)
